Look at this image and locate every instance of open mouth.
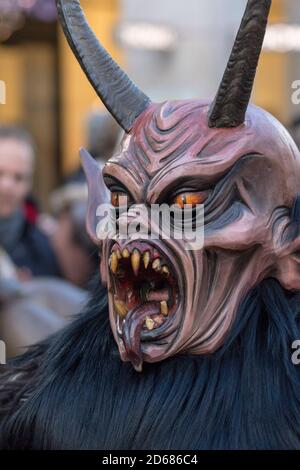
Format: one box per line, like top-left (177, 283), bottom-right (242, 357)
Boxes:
top-left (108, 241), bottom-right (180, 371)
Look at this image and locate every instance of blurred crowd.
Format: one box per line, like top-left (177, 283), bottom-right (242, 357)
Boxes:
top-left (0, 111), bottom-right (121, 357)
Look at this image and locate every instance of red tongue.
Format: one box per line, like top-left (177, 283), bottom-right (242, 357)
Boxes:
top-left (122, 302), bottom-right (160, 372)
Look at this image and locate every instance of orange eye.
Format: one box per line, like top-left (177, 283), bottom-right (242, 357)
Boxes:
top-left (111, 192), bottom-right (131, 208)
top-left (173, 192), bottom-right (208, 209)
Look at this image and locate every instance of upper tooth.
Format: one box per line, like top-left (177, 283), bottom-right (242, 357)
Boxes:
top-left (152, 258), bottom-right (161, 272)
top-left (143, 251), bottom-right (150, 269)
top-left (122, 248), bottom-right (130, 258)
top-left (116, 249), bottom-right (122, 259)
top-left (114, 297), bottom-right (128, 319)
top-left (110, 252), bottom-right (118, 273)
top-left (131, 249), bottom-right (141, 276)
top-left (145, 316), bottom-right (155, 330)
top-left (160, 301), bottom-right (169, 316)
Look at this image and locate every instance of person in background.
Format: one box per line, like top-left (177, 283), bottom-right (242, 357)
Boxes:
top-left (50, 182), bottom-right (99, 288)
top-left (0, 125), bottom-right (61, 279)
top-left (64, 109), bottom-right (122, 184)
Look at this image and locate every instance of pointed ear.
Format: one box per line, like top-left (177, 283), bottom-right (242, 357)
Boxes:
top-left (80, 148), bottom-right (110, 246)
top-left (275, 197), bottom-right (300, 291)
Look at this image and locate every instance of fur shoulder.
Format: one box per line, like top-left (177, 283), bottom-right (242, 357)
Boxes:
top-left (0, 344), bottom-right (46, 421)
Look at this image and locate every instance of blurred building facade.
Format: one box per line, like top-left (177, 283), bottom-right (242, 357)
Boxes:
top-left (0, 0), bottom-right (298, 208)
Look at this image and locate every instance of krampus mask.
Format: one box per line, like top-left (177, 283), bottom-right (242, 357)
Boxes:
top-left (57, 0), bottom-right (300, 373)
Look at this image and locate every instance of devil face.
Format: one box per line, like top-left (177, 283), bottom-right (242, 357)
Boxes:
top-left (57, 0), bottom-right (300, 372)
top-left (95, 100), bottom-right (300, 371)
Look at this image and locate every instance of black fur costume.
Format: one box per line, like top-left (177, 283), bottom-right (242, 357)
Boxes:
top-left (0, 276), bottom-right (300, 450)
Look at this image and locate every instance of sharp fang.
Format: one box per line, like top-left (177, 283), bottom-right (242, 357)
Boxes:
top-left (145, 316), bottom-right (155, 330)
top-left (110, 252), bottom-right (118, 273)
top-left (160, 301), bottom-right (168, 316)
top-left (116, 249), bottom-right (122, 259)
top-left (152, 258), bottom-right (161, 272)
top-left (162, 265), bottom-right (170, 277)
top-left (143, 251), bottom-right (150, 269)
top-left (122, 248), bottom-right (130, 258)
top-left (131, 249), bottom-right (141, 276)
top-left (114, 298), bottom-right (128, 319)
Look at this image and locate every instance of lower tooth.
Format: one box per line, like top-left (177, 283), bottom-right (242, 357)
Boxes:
top-left (145, 316), bottom-right (155, 330)
top-left (160, 301), bottom-right (168, 316)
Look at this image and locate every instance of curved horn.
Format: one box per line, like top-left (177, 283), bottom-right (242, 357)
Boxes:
top-left (208, 0), bottom-right (271, 128)
top-left (56, 0), bottom-right (151, 132)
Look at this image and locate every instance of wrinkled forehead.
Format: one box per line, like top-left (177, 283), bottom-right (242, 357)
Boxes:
top-left (105, 100), bottom-right (300, 188)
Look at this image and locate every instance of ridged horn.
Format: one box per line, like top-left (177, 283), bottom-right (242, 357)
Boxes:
top-left (208, 0), bottom-right (272, 128)
top-left (56, 0), bottom-right (151, 132)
